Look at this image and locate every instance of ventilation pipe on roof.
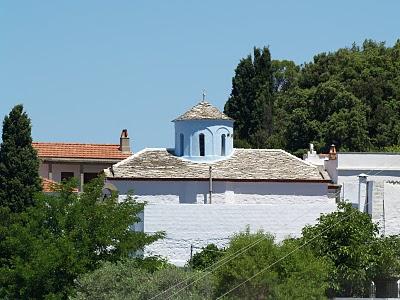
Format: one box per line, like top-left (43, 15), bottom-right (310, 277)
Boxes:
top-left (209, 166), bottom-right (213, 204)
top-left (120, 129), bottom-right (131, 154)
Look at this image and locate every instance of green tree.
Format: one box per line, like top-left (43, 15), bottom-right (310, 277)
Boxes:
top-left (0, 177), bottom-right (163, 299)
top-left (73, 260), bottom-right (215, 300)
top-left (214, 231), bottom-right (330, 299)
top-left (302, 202), bottom-right (379, 297)
top-left (188, 244), bottom-right (225, 270)
top-left (226, 40), bottom-right (400, 154)
top-left (0, 104), bottom-right (42, 212)
top-left (224, 47), bottom-right (275, 148)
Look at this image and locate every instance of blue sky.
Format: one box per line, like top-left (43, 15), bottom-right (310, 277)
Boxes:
top-left (1, 0), bottom-right (399, 151)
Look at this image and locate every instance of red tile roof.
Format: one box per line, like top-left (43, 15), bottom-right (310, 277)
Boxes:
top-left (41, 177), bottom-right (78, 193)
top-left (42, 177), bottom-right (59, 192)
top-left (33, 142), bottom-right (131, 160)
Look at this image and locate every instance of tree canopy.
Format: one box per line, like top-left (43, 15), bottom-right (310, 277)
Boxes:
top-left (0, 177), bottom-right (163, 299)
top-left (225, 40), bottom-right (400, 155)
top-left (0, 104), bottom-right (42, 212)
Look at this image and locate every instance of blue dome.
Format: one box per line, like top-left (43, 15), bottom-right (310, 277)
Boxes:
top-left (173, 101), bottom-right (234, 162)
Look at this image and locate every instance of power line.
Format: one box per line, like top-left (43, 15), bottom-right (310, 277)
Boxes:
top-left (215, 208), bottom-right (359, 299)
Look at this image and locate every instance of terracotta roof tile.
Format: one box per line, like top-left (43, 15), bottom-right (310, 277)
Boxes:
top-left (42, 177), bottom-right (58, 192)
top-left (33, 142), bottom-right (131, 160)
top-left (41, 177), bottom-right (78, 193)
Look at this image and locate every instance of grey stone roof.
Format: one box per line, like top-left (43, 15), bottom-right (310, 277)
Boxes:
top-left (105, 148), bottom-right (328, 182)
top-left (173, 101), bottom-right (232, 121)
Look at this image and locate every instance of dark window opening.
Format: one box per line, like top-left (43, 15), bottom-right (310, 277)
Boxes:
top-left (221, 134), bottom-right (226, 156)
top-left (199, 134), bottom-right (205, 156)
top-left (84, 172), bottom-right (98, 184)
top-left (61, 172), bottom-right (74, 182)
top-left (180, 133), bottom-right (184, 156)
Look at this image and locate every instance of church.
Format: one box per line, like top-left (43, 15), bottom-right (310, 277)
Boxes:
top-left (104, 99), bottom-right (337, 265)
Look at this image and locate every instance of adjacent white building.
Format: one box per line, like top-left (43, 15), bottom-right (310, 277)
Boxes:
top-left (305, 144), bottom-right (400, 236)
top-left (105, 100), bottom-right (337, 265)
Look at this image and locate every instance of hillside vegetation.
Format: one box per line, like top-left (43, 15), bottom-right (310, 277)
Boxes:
top-left (224, 40), bottom-right (400, 156)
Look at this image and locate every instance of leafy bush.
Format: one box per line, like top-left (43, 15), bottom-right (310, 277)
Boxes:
top-left (188, 244), bottom-right (225, 270)
top-left (214, 231), bottom-right (330, 299)
top-left (73, 260), bottom-right (214, 300)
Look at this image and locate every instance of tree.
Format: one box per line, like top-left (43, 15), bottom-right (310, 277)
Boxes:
top-left (73, 260), bottom-right (215, 300)
top-left (214, 231), bottom-right (330, 299)
top-left (224, 47), bottom-right (275, 148)
top-left (225, 40), bottom-right (400, 155)
top-left (0, 177), bottom-right (163, 299)
top-left (188, 244), bottom-right (225, 270)
top-left (0, 104), bottom-right (42, 212)
top-left (301, 202), bottom-right (379, 297)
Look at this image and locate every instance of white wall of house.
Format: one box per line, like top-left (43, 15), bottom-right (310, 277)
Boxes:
top-left (308, 153), bottom-right (400, 206)
top-left (109, 179), bottom-right (336, 265)
top-left (369, 181), bottom-right (400, 236)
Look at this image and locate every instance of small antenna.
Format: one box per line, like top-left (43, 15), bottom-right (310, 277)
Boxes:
top-left (202, 89), bottom-right (206, 102)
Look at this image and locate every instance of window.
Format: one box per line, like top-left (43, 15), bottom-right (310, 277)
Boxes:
top-left (61, 172), bottom-right (74, 182)
top-left (84, 172), bottom-right (98, 184)
top-left (221, 134), bottom-right (226, 156)
top-left (180, 133), bottom-right (184, 156)
top-left (199, 133), bottom-right (205, 156)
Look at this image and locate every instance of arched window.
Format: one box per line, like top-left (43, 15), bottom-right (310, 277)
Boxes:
top-left (199, 133), bottom-right (205, 156)
top-left (221, 134), bottom-right (226, 156)
top-left (179, 133), bottom-right (184, 156)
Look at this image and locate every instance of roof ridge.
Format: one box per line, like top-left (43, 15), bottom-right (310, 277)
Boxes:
top-left (33, 142), bottom-right (121, 146)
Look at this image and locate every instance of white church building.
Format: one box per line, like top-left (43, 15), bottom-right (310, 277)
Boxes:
top-left (105, 100), bottom-right (337, 265)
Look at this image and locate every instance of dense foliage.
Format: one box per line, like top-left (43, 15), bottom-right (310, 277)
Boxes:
top-left (302, 202), bottom-right (400, 297)
top-left (0, 104), bottom-right (42, 212)
top-left (213, 231), bottom-right (330, 299)
top-left (188, 244), bottom-right (225, 270)
top-left (73, 260), bottom-right (215, 300)
top-left (225, 40), bottom-right (400, 155)
top-left (0, 178), bottom-right (163, 299)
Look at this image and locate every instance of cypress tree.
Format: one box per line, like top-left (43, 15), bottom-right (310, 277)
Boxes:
top-left (224, 47), bottom-right (275, 148)
top-left (0, 105), bottom-right (42, 212)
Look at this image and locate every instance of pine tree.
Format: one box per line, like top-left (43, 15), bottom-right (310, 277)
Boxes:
top-left (0, 105), bottom-right (42, 212)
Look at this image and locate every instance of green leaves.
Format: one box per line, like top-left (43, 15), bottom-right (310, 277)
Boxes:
top-left (0, 176), bottom-right (163, 299)
top-left (0, 104), bottom-right (42, 212)
top-left (226, 40), bottom-right (400, 154)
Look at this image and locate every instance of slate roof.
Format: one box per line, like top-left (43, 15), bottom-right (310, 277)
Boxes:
top-left (173, 101), bottom-right (232, 121)
top-left (105, 148), bottom-right (328, 182)
top-left (33, 142), bottom-right (131, 160)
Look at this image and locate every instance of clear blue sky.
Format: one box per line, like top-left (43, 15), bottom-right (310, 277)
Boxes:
top-left (1, 0), bottom-right (399, 151)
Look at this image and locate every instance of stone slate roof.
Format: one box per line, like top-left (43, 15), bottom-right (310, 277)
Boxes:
top-left (173, 101), bottom-right (232, 121)
top-left (105, 148), bottom-right (328, 182)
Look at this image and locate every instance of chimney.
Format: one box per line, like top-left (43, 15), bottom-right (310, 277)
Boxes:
top-left (329, 144), bottom-right (337, 160)
top-left (119, 129), bottom-right (131, 154)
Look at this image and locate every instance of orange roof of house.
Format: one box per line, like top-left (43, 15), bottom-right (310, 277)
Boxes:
top-left (41, 177), bottom-right (78, 193)
top-left (33, 142), bottom-right (131, 160)
top-left (42, 177), bottom-right (59, 192)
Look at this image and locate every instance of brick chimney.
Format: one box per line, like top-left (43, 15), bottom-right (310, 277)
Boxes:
top-left (119, 129), bottom-right (131, 154)
top-left (329, 144), bottom-right (337, 160)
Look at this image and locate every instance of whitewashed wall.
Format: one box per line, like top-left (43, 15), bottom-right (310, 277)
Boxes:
top-left (370, 181), bottom-right (400, 235)
top-left (142, 201), bottom-right (337, 266)
top-left (109, 179), bottom-right (336, 265)
top-left (112, 180), bottom-right (329, 204)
